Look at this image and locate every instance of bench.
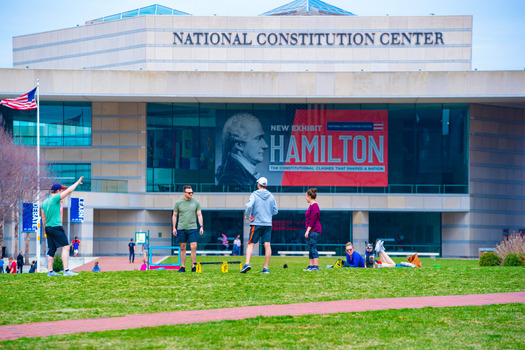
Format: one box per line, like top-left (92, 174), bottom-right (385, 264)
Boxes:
top-left (174, 250), bottom-right (232, 256)
top-left (384, 252), bottom-right (439, 259)
top-left (277, 251), bottom-right (336, 257)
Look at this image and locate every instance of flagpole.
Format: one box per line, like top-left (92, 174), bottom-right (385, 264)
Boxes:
top-left (36, 79), bottom-right (41, 273)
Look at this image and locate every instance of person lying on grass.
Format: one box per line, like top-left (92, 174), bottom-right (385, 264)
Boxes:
top-left (374, 240), bottom-right (415, 268)
top-left (344, 242), bottom-right (364, 268)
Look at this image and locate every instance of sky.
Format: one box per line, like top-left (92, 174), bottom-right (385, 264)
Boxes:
top-left (0, 0), bottom-right (524, 70)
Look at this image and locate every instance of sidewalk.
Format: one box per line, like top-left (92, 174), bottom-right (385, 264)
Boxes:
top-left (1, 256), bottom-right (98, 274)
top-left (26, 256), bottom-right (164, 273)
top-left (74, 256), bottom-right (167, 272)
top-left (1, 292), bottom-right (523, 341)
top-left (74, 257), bottom-right (144, 272)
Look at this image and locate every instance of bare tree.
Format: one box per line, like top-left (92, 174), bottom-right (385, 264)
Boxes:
top-left (0, 127), bottom-right (51, 261)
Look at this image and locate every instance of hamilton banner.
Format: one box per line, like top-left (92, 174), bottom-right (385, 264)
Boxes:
top-left (215, 109), bottom-right (388, 187)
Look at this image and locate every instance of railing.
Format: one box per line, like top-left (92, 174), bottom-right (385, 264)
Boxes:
top-left (152, 241), bottom-right (440, 257)
top-left (168, 242), bottom-right (236, 252)
top-left (381, 243), bottom-right (441, 255)
top-left (91, 179), bottom-right (128, 193)
top-left (260, 243), bottom-right (347, 257)
top-left (151, 183), bottom-right (467, 194)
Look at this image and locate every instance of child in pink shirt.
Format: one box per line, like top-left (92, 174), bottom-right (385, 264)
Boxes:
top-left (140, 259), bottom-right (147, 271)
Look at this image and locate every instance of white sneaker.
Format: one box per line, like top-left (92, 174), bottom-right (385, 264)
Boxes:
top-left (63, 269), bottom-right (79, 276)
top-left (375, 240), bottom-right (382, 253)
top-left (378, 240), bottom-right (385, 253)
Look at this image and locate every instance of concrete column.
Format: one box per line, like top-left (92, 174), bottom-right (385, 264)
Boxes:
top-left (442, 212), bottom-right (472, 258)
top-left (352, 211), bottom-right (369, 254)
top-left (75, 208), bottom-right (94, 257)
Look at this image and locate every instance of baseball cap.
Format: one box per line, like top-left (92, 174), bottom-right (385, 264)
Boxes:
top-left (51, 183), bottom-right (67, 191)
top-left (257, 177), bottom-right (268, 186)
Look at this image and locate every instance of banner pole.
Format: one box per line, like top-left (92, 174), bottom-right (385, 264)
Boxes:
top-left (67, 196), bottom-right (71, 244)
top-left (35, 79), bottom-right (41, 273)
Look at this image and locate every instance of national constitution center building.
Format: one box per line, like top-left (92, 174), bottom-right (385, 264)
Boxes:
top-left (1, 1), bottom-right (524, 258)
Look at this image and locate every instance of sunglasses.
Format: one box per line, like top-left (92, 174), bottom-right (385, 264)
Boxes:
top-left (185, 191), bottom-right (194, 194)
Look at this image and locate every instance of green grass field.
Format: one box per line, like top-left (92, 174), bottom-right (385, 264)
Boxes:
top-left (2, 304), bottom-right (524, 349)
top-left (1, 256), bottom-right (524, 348)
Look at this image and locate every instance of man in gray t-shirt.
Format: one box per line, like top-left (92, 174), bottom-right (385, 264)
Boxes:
top-left (172, 185), bottom-right (204, 272)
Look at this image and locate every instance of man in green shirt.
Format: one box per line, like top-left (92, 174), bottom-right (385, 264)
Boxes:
top-left (41, 176), bottom-right (84, 277)
top-left (172, 185), bottom-right (204, 272)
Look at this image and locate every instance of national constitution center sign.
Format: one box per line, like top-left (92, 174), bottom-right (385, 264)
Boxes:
top-left (270, 110), bottom-right (388, 187)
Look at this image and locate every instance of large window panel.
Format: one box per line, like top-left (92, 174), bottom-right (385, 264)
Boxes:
top-left (171, 210), bottom-right (244, 250)
top-left (146, 103), bottom-right (468, 194)
top-left (269, 210), bottom-right (352, 256)
top-left (48, 163), bottom-right (91, 191)
top-left (147, 103), bottom-right (174, 191)
top-left (63, 102), bottom-right (92, 146)
top-left (2, 102), bottom-right (91, 146)
top-left (369, 212), bottom-right (441, 254)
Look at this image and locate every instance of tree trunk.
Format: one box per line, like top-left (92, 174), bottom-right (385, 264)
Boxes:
top-left (0, 221), bottom-right (4, 258)
top-left (13, 210), bottom-right (19, 257)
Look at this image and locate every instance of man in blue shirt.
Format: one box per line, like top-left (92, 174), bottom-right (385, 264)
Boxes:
top-left (344, 242), bottom-right (365, 268)
top-left (128, 239), bottom-right (136, 264)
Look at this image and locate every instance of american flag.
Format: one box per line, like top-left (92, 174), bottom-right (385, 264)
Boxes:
top-left (0, 87), bottom-right (37, 110)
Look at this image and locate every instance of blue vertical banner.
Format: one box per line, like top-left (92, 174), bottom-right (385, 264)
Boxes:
top-left (22, 203), bottom-right (39, 232)
top-left (70, 198), bottom-right (84, 223)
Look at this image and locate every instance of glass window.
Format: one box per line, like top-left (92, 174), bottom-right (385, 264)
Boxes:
top-left (369, 212), bottom-right (441, 254)
top-left (146, 103), bottom-right (468, 194)
top-left (147, 103), bottom-right (173, 192)
top-left (173, 104), bottom-right (200, 185)
top-left (171, 210), bottom-right (244, 250)
top-left (1, 102), bottom-right (91, 146)
top-left (269, 210), bottom-right (352, 256)
top-left (48, 163), bottom-right (91, 191)
top-left (63, 103), bottom-right (92, 146)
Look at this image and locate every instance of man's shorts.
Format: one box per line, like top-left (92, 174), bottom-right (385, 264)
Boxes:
top-left (45, 226), bottom-right (69, 257)
top-left (177, 229), bottom-right (199, 243)
top-left (248, 225), bottom-right (272, 244)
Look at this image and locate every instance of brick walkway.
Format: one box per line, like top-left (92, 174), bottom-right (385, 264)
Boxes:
top-left (74, 256), bottom-right (164, 272)
top-left (1, 292), bottom-right (523, 341)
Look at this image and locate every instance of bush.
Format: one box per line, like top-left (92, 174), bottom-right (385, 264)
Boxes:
top-left (503, 253), bottom-right (524, 266)
top-left (495, 233), bottom-right (525, 262)
top-left (53, 253), bottom-right (64, 272)
top-left (479, 252), bottom-right (501, 266)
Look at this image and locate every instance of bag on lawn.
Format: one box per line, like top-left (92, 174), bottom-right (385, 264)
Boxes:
top-left (333, 259), bottom-right (345, 268)
top-left (408, 253), bottom-right (422, 267)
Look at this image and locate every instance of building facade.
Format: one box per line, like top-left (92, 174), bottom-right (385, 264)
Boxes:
top-left (1, 5), bottom-right (524, 258)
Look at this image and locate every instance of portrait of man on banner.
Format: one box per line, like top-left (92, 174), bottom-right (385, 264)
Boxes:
top-left (215, 113), bottom-right (268, 186)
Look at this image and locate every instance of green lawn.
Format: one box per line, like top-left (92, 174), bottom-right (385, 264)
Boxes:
top-left (2, 304), bottom-right (524, 349)
top-left (1, 256), bottom-right (523, 327)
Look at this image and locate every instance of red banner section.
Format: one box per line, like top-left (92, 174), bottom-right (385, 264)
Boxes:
top-left (275, 110), bottom-right (388, 186)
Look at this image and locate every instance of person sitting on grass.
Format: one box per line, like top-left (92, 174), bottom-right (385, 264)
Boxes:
top-left (140, 259), bottom-right (148, 271)
top-left (374, 240), bottom-right (415, 268)
top-left (29, 260), bottom-right (37, 273)
top-left (92, 261), bottom-right (101, 272)
top-left (344, 242), bottom-right (364, 268)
